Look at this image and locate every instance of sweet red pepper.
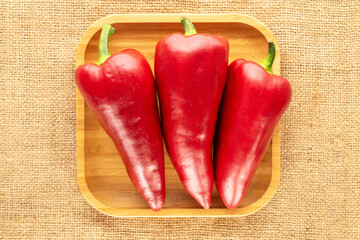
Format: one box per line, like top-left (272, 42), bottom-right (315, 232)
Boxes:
top-left (155, 18), bottom-right (229, 209)
top-left (75, 24), bottom-right (165, 211)
top-left (214, 41), bottom-right (292, 209)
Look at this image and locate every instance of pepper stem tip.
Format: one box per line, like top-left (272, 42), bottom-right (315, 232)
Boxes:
top-left (95, 24), bottom-right (116, 66)
top-left (260, 40), bottom-right (276, 74)
top-left (181, 17), bottom-right (197, 36)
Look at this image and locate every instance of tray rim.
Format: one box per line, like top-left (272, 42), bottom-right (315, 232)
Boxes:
top-left (76, 14), bottom-right (281, 217)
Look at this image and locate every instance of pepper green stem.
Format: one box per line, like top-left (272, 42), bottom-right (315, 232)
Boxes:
top-left (95, 24), bottom-right (115, 65)
top-left (260, 40), bottom-right (276, 74)
top-left (181, 17), bottom-right (197, 36)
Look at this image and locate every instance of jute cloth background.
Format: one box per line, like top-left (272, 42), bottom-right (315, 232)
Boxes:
top-left (1, 0), bottom-right (359, 239)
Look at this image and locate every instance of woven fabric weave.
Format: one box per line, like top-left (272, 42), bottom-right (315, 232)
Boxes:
top-left (1, 0), bottom-right (359, 239)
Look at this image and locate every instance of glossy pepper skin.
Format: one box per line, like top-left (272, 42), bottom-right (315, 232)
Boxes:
top-left (75, 24), bottom-right (165, 211)
top-left (155, 18), bottom-right (229, 209)
top-left (214, 41), bottom-right (292, 209)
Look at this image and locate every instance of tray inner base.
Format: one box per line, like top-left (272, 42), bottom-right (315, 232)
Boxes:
top-left (83, 22), bottom-right (271, 209)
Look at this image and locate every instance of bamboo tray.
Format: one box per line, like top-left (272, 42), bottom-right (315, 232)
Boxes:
top-left (76, 14), bottom-right (281, 217)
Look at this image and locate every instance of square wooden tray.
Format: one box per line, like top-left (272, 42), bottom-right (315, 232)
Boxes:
top-left (76, 14), bottom-right (281, 217)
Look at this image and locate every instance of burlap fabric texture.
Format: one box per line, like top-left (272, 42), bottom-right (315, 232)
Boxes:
top-left (1, 0), bottom-right (359, 239)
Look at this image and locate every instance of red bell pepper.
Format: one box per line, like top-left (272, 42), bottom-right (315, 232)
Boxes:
top-left (214, 41), bottom-right (292, 209)
top-left (155, 18), bottom-right (229, 209)
top-left (75, 24), bottom-right (165, 211)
